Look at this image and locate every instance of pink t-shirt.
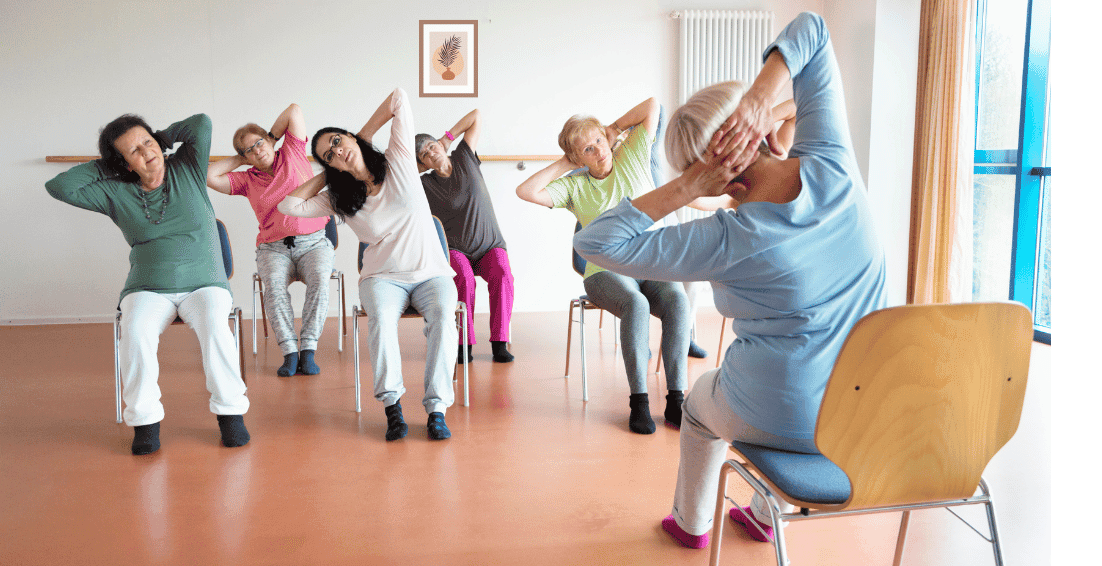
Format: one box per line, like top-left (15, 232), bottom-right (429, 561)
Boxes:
top-left (228, 132), bottom-right (328, 246)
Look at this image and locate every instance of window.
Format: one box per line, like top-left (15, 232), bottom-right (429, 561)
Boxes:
top-left (973, 0), bottom-right (1050, 343)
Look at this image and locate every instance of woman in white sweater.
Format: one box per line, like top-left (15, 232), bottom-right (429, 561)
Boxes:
top-left (278, 88), bottom-right (457, 442)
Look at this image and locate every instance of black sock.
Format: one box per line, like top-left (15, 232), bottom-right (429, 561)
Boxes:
top-left (664, 390), bottom-right (685, 427)
top-left (457, 344), bottom-right (473, 364)
top-left (277, 352), bottom-right (299, 377)
top-left (216, 415), bottom-right (250, 448)
top-left (384, 401), bottom-right (408, 441)
top-left (628, 393), bottom-right (656, 434)
top-left (491, 341), bottom-right (514, 363)
top-left (427, 412), bottom-right (451, 440)
top-left (298, 349), bottom-right (320, 375)
top-left (687, 340), bottom-right (709, 359)
top-left (132, 422), bottom-right (161, 455)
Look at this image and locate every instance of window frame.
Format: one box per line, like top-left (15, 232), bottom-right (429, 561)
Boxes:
top-left (973, 0), bottom-right (1051, 343)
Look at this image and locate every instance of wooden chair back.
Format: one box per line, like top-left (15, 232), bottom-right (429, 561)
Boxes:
top-left (815, 302), bottom-right (1033, 511)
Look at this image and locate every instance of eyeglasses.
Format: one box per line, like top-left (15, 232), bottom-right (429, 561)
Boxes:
top-left (243, 138), bottom-right (264, 156)
top-left (322, 134), bottom-right (342, 164)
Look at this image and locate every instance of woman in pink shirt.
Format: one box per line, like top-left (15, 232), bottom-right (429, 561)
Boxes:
top-left (207, 104), bottom-right (333, 378)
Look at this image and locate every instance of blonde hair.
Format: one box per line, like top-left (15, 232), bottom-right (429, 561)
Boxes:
top-left (232, 123), bottom-right (275, 156)
top-left (665, 81), bottom-right (768, 172)
top-left (557, 114), bottom-right (604, 165)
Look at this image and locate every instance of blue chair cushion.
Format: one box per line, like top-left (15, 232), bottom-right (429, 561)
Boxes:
top-left (730, 441), bottom-right (851, 506)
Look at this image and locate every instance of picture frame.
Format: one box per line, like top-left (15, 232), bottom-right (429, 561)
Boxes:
top-left (419, 20), bottom-right (478, 98)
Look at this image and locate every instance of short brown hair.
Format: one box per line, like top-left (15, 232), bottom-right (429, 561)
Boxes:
top-left (557, 114), bottom-right (604, 165)
top-left (232, 123), bottom-right (275, 155)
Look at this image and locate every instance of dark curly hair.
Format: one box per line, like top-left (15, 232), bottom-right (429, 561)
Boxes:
top-left (98, 114), bottom-right (168, 181)
top-left (311, 127), bottom-right (389, 220)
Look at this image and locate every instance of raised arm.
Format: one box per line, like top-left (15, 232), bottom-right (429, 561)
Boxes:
top-left (606, 97), bottom-right (660, 145)
top-left (770, 99), bottom-right (797, 159)
top-left (277, 173), bottom-right (330, 218)
top-left (270, 103), bottom-right (306, 141)
top-left (160, 113), bottom-right (213, 172)
top-left (45, 160), bottom-right (116, 215)
top-left (711, 50), bottom-right (792, 173)
top-left (206, 154), bottom-right (245, 195)
top-left (440, 108), bottom-right (481, 153)
top-left (357, 91), bottom-right (399, 142)
top-left (516, 156), bottom-right (574, 208)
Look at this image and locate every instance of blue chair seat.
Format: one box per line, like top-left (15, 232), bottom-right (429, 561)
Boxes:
top-left (730, 441), bottom-right (851, 506)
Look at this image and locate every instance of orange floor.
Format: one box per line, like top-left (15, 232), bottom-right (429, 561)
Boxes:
top-left (0, 310), bottom-right (1050, 565)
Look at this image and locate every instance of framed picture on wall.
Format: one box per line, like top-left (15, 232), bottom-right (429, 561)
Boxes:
top-left (419, 20), bottom-right (478, 97)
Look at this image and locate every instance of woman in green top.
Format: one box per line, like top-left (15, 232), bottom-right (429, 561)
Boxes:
top-left (45, 113), bottom-right (250, 456)
top-left (515, 97), bottom-right (694, 435)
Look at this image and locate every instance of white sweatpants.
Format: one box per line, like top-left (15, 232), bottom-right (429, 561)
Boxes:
top-left (670, 369), bottom-right (818, 535)
top-left (119, 287), bottom-right (249, 426)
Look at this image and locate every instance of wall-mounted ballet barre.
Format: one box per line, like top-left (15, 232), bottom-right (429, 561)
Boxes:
top-left (46, 154), bottom-right (561, 170)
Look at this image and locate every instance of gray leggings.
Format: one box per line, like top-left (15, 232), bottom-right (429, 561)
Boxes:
top-left (583, 270), bottom-right (690, 394)
top-left (256, 229), bottom-right (334, 355)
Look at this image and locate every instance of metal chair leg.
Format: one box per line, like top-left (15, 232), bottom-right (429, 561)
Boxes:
top-left (892, 510), bottom-right (911, 566)
top-left (233, 307), bottom-right (245, 384)
top-left (114, 312), bottom-right (122, 424)
top-left (353, 306), bottom-right (362, 413)
top-left (565, 300), bottom-right (576, 378)
top-left (251, 274), bottom-right (259, 355)
top-left (580, 302), bottom-right (588, 402)
top-left (458, 303), bottom-right (469, 407)
top-left (979, 478), bottom-right (1006, 566)
top-left (336, 271), bottom-right (344, 353)
top-left (709, 460), bottom-right (735, 566)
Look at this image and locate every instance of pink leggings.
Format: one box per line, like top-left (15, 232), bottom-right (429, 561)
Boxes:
top-left (451, 247), bottom-right (513, 345)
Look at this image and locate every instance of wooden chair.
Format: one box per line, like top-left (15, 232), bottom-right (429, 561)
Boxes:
top-left (351, 216), bottom-right (470, 409)
top-left (113, 219), bottom-right (245, 423)
top-left (252, 216), bottom-right (346, 354)
top-left (709, 302), bottom-right (1033, 566)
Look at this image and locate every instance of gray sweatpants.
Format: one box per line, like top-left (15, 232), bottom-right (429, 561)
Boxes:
top-left (256, 229), bottom-right (334, 355)
top-left (582, 270), bottom-right (690, 394)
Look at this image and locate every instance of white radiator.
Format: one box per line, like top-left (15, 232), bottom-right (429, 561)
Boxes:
top-left (673, 9), bottom-right (773, 222)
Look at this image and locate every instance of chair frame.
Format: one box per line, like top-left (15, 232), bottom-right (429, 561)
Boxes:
top-left (708, 302), bottom-right (1032, 566)
top-left (112, 219), bottom-right (246, 423)
top-left (351, 302), bottom-right (469, 410)
top-left (251, 216), bottom-right (347, 354)
top-left (349, 215), bottom-right (470, 410)
top-left (114, 308), bottom-right (245, 423)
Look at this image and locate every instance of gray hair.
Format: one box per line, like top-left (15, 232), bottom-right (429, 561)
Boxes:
top-left (414, 133), bottom-right (436, 161)
top-left (665, 81), bottom-right (768, 172)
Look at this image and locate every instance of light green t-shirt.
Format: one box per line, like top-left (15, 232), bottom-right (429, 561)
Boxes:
top-left (545, 125), bottom-right (655, 278)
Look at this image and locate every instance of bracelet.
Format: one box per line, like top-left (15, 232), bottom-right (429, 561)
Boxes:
top-left (444, 131), bottom-right (455, 141)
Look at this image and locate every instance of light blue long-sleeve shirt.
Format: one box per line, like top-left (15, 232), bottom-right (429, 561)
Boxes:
top-left (574, 12), bottom-right (887, 441)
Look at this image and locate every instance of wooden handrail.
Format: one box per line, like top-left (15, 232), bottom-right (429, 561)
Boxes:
top-left (45, 155), bottom-right (561, 164)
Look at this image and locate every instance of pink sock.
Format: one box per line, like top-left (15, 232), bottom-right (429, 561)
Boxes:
top-left (661, 515), bottom-right (709, 549)
top-left (730, 505), bottom-right (774, 542)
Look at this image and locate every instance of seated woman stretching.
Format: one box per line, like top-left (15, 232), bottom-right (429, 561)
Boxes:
top-left (573, 12), bottom-right (887, 547)
top-left (207, 104), bottom-right (334, 378)
top-left (278, 87), bottom-right (457, 441)
top-left (46, 113), bottom-right (250, 455)
top-left (416, 108), bottom-right (515, 364)
top-left (517, 97), bottom-right (692, 435)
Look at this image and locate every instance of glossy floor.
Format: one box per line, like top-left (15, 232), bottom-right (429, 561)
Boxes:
top-left (0, 310), bottom-right (1050, 565)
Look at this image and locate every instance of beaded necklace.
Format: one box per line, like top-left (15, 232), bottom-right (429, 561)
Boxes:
top-left (137, 185), bottom-right (170, 225)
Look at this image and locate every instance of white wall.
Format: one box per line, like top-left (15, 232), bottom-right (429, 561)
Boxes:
top-left (2, 0), bottom-right (922, 323)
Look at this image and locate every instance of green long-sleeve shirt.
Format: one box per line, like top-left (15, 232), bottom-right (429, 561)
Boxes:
top-left (45, 114), bottom-right (229, 304)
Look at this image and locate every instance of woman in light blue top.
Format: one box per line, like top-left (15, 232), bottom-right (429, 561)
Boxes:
top-left (573, 12), bottom-right (887, 548)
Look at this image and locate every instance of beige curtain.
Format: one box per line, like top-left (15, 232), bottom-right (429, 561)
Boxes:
top-left (908, 0), bottom-right (975, 305)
